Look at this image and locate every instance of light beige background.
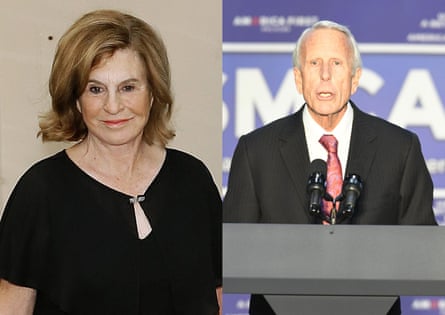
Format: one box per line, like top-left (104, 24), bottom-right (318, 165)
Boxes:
top-left (0, 1), bottom-right (222, 210)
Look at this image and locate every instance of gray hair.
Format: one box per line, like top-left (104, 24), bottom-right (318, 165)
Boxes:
top-left (292, 20), bottom-right (362, 74)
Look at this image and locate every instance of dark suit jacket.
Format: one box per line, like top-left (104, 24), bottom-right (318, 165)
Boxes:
top-left (223, 102), bottom-right (437, 225)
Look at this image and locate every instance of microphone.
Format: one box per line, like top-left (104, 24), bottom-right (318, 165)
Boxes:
top-left (339, 174), bottom-right (363, 217)
top-left (307, 159), bottom-right (327, 216)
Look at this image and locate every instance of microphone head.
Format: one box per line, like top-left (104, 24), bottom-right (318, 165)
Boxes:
top-left (340, 173), bottom-right (363, 216)
top-left (307, 159), bottom-right (326, 193)
top-left (343, 174), bottom-right (363, 196)
top-left (307, 172), bottom-right (325, 193)
top-left (307, 159), bottom-right (327, 216)
top-left (309, 159), bottom-right (327, 177)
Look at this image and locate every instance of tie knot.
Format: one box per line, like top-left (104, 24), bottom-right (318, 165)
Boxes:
top-left (319, 135), bottom-right (338, 153)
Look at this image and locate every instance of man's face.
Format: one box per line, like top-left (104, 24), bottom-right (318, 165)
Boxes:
top-left (294, 28), bottom-right (361, 126)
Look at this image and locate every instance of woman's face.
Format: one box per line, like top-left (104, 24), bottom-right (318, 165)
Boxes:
top-left (77, 48), bottom-right (152, 147)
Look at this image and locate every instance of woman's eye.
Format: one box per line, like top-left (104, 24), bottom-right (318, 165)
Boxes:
top-left (89, 86), bottom-right (103, 94)
top-left (122, 85), bottom-right (136, 92)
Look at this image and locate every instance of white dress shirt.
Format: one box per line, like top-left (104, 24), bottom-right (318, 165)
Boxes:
top-left (302, 103), bottom-right (354, 177)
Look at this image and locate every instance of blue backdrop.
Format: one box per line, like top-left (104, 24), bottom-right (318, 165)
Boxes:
top-left (223, 0), bottom-right (445, 314)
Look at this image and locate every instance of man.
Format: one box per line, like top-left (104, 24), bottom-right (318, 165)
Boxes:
top-left (223, 20), bottom-right (437, 314)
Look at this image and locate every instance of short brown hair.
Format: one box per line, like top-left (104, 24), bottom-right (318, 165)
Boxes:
top-left (38, 9), bottom-right (175, 145)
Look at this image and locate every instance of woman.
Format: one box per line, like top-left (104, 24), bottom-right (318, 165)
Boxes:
top-left (0, 9), bottom-right (221, 314)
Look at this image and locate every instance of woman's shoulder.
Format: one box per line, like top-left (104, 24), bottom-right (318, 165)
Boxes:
top-left (15, 150), bottom-right (71, 184)
top-left (164, 148), bottom-right (216, 183)
top-left (26, 149), bottom-right (67, 168)
top-left (165, 148), bottom-right (207, 169)
top-left (2, 151), bottom-right (71, 219)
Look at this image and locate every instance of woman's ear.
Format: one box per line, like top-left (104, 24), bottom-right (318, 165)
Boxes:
top-left (76, 100), bottom-right (82, 113)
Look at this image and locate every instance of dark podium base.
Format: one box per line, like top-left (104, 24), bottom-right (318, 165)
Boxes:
top-left (264, 295), bottom-right (398, 315)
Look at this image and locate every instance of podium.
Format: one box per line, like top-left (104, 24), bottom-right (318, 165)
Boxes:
top-left (223, 224), bottom-right (445, 314)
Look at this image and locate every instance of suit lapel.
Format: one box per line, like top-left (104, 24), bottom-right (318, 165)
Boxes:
top-left (346, 103), bottom-right (378, 183)
top-left (278, 109), bottom-right (311, 213)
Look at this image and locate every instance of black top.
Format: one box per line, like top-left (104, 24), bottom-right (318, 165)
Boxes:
top-left (0, 149), bottom-right (221, 315)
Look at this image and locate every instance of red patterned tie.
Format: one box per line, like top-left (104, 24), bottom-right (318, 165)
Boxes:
top-left (319, 135), bottom-right (343, 222)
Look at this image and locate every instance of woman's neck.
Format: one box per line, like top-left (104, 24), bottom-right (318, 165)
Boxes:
top-left (66, 136), bottom-right (166, 196)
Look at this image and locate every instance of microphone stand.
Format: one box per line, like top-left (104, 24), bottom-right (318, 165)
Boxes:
top-left (323, 196), bottom-right (348, 238)
top-left (307, 173), bottom-right (362, 225)
top-left (322, 193), bottom-right (343, 225)
top-left (330, 205), bottom-right (337, 225)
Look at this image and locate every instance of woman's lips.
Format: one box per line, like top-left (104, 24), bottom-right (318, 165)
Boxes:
top-left (103, 118), bottom-right (131, 126)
